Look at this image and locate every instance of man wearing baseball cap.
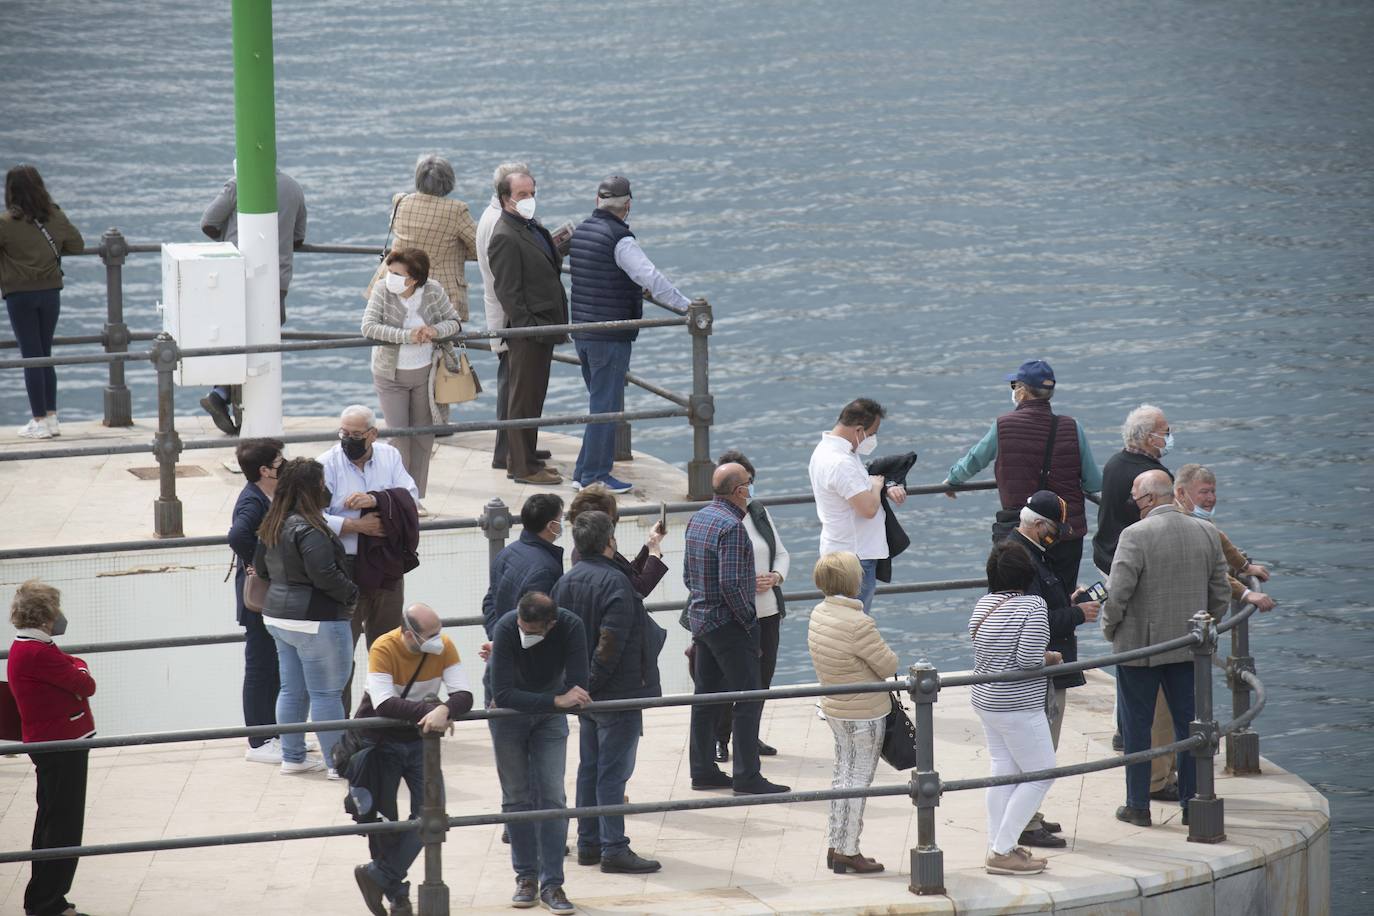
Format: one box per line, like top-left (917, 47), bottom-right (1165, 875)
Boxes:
top-left (942, 359), bottom-right (1102, 589)
top-left (568, 176), bottom-right (693, 493)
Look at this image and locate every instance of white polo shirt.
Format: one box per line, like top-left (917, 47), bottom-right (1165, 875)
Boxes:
top-left (808, 432), bottom-right (887, 560)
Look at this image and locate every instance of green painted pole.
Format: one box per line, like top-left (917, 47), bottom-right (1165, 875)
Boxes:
top-left (232, 0), bottom-right (277, 215)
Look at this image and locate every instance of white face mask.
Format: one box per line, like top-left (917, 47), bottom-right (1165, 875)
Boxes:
top-left (385, 272), bottom-right (408, 295)
top-left (518, 629), bottom-right (545, 650)
top-left (855, 431), bottom-right (878, 456)
top-left (514, 197), bottom-right (537, 219)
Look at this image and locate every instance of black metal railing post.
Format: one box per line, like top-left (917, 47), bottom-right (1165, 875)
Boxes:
top-left (417, 730), bottom-right (449, 915)
top-left (907, 661), bottom-right (945, 895)
top-left (686, 298), bottom-right (714, 500)
top-left (150, 334), bottom-right (184, 537)
top-left (1188, 611), bottom-right (1226, 843)
top-left (614, 419), bottom-right (633, 462)
top-left (480, 497), bottom-right (512, 569)
top-left (1225, 585), bottom-right (1261, 775)
top-left (99, 227), bottom-right (133, 427)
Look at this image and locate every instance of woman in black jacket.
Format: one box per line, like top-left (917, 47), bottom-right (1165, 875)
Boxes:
top-left (254, 458), bottom-right (358, 776)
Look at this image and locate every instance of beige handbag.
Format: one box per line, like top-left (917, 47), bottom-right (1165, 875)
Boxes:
top-left (434, 343), bottom-right (481, 404)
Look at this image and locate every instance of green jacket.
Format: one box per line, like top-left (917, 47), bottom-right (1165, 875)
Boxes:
top-left (0, 206), bottom-right (84, 296)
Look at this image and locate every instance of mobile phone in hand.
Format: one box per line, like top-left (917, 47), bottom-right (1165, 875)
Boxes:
top-left (657, 502), bottom-right (667, 534)
top-left (1083, 581), bottom-right (1107, 603)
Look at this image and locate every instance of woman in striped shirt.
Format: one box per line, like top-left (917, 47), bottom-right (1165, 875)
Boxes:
top-left (969, 539), bottom-right (1063, 876)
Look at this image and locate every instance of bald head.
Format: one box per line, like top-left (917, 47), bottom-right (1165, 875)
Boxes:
top-left (1130, 469), bottom-right (1175, 516)
top-left (404, 602), bottom-right (442, 638)
top-left (712, 462), bottom-right (750, 507)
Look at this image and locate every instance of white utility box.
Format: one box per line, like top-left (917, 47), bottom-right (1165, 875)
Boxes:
top-left (160, 242), bottom-right (247, 386)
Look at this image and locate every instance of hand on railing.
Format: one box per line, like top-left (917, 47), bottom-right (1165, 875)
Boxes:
top-left (554, 686), bottom-right (592, 710)
top-left (1241, 575), bottom-right (1276, 613)
top-left (1043, 650), bottom-right (1063, 666)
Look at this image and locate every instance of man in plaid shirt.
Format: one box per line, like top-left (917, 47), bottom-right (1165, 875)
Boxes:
top-left (683, 463), bottom-right (790, 795)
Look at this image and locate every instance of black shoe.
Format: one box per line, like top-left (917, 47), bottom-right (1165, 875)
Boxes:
top-left (1150, 784), bottom-right (1180, 802)
top-left (492, 459), bottom-right (507, 470)
top-left (539, 885), bottom-right (575, 914)
top-left (1112, 732), bottom-right (1124, 752)
top-left (1019, 826), bottom-right (1068, 848)
top-left (1115, 805), bottom-right (1152, 827)
top-left (391, 896), bottom-right (413, 916)
top-left (1182, 806), bottom-right (1190, 826)
top-left (577, 846), bottom-right (601, 866)
top-left (354, 864), bottom-right (388, 916)
top-left (534, 448), bottom-right (552, 460)
top-left (511, 877), bottom-right (538, 908)
top-left (600, 848), bottom-right (662, 874)
top-left (757, 740), bottom-right (777, 756)
top-left (502, 827), bottom-right (510, 844)
top-left (691, 770), bottom-right (732, 790)
top-left (714, 740), bottom-right (729, 762)
top-left (733, 777), bottom-right (790, 795)
top-left (200, 392), bottom-right (238, 436)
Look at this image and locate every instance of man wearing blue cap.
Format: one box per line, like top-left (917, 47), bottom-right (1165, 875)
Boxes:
top-left (942, 360), bottom-right (1102, 588)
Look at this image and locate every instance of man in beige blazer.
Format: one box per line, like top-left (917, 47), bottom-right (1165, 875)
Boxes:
top-left (1102, 469), bottom-right (1229, 827)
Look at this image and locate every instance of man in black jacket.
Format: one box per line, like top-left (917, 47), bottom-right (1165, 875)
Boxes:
top-left (552, 511), bottom-right (663, 874)
top-left (1093, 404), bottom-right (1174, 575)
top-left (1007, 490), bottom-right (1102, 848)
top-left (482, 494), bottom-right (565, 638)
top-left (487, 168), bottom-right (568, 485)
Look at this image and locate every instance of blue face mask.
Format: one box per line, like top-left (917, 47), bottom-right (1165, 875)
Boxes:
top-left (1191, 505), bottom-right (1215, 521)
top-left (1157, 431), bottom-right (1174, 457)
top-left (747, 483), bottom-right (756, 501)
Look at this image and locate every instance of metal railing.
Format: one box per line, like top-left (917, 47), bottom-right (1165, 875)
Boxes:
top-left (0, 229), bottom-right (720, 533)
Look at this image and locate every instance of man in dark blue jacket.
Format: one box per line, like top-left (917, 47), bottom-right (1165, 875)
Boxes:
top-left (227, 437), bottom-right (284, 764)
top-left (552, 511), bottom-right (664, 874)
top-left (482, 493), bottom-right (565, 638)
top-left (568, 176), bottom-right (692, 493)
top-left (488, 592), bottom-right (590, 916)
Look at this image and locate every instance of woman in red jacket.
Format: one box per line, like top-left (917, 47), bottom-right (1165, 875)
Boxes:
top-left (7, 579), bottom-right (94, 916)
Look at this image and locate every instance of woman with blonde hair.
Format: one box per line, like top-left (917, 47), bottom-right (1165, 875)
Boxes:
top-left (7, 579), bottom-right (95, 916)
top-left (807, 551), bottom-right (899, 875)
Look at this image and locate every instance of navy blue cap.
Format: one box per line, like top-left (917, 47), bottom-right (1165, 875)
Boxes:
top-left (1025, 490), bottom-right (1070, 537)
top-left (1005, 359), bottom-right (1056, 389)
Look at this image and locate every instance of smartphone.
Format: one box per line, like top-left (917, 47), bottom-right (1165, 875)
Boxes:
top-left (657, 502), bottom-right (668, 535)
top-left (1083, 581), bottom-right (1108, 603)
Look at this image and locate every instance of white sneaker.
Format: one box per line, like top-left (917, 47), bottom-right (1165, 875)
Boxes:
top-left (327, 767), bottom-right (342, 780)
top-left (417, 501), bottom-right (430, 518)
top-left (17, 418), bottom-right (51, 439)
top-left (245, 738), bottom-right (282, 764)
top-left (816, 702), bottom-right (827, 721)
top-left (43, 415), bottom-right (59, 437)
top-left (280, 754), bottom-right (326, 775)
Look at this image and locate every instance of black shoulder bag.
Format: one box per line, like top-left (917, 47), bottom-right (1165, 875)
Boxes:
top-left (992, 411), bottom-right (1058, 543)
top-left (331, 655), bottom-right (426, 774)
top-left (33, 218), bottom-right (64, 277)
top-left (378, 193), bottom-right (409, 262)
top-left (880, 691), bottom-right (919, 771)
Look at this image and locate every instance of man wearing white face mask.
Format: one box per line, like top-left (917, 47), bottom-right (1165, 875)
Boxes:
top-left (486, 168), bottom-right (569, 486)
top-left (1093, 403), bottom-right (1174, 576)
top-left (808, 398), bottom-right (908, 613)
top-left (351, 603), bottom-right (473, 916)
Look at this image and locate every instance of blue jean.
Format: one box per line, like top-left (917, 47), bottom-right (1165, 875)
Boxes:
top-left (242, 611), bottom-right (280, 747)
top-left (489, 713), bottom-right (569, 890)
top-left (363, 739), bottom-right (431, 903)
top-left (1117, 661), bottom-right (1196, 811)
top-left (858, 559), bottom-right (879, 614)
top-left (573, 339), bottom-right (632, 485)
top-left (5, 289), bottom-right (60, 417)
top-left (575, 709), bottom-right (642, 855)
top-left (267, 619), bottom-right (353, 765)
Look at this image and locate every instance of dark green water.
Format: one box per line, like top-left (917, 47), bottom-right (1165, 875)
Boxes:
top-left (3, 0), bottom-right (1371, 907)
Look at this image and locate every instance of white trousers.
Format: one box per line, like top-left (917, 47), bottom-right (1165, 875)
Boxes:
top-left (827, 715), bottom-right (885, 856)
top-left (976, 707), bottom-right (1057, 855)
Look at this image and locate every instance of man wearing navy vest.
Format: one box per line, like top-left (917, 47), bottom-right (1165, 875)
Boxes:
top-left (569, 176), bottom-right (692, 493)
top-left (942, 360), bottom-right (1102, 589)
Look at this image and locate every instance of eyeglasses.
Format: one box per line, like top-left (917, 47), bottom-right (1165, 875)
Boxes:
top-left (339, 430), bottom-right (369, 440)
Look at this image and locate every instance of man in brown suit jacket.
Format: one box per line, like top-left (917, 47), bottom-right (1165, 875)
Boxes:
top-left (1102, 469), bottom-right (1230, 827)
top-left (487, 169), bottom-right (567, 485)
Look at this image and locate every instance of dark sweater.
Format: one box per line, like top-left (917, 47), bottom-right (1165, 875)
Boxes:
top-left (489, 608), bottom-right (589, 712)
top-left (1092, 450), bottom-right (1172, 574)
top-left (1009, 530), bottom-right (1086, 690)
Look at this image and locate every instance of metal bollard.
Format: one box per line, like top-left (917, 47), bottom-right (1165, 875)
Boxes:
top-left (614, 419), bottom-right (633, 462)
top-left (479, 497), bottom-right (512, 570)
top-left (98, 228), bottom-right (133, 427)
top-left (416, 731), bottom-right (450, 915)
top-left (1224, 587), bottom-right (1261, 775)
top-left (150, 334), bottom-right (184, 538)
top-left (1187, 611), bottom-right (1226, 844)
top-left (907, 661), bottom-right (945, 895)
top-left (685, 298), bottom-right (714, 501)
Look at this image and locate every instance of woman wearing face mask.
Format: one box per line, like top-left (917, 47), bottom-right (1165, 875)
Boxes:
top-left (254, 458), bottom-right (360, 777)
top-left (807, 551), bottom-right (899, 875)
top-left (361, 247), bottom-right (462, 506)
top-left (6, 579), bottom-right (96, 916)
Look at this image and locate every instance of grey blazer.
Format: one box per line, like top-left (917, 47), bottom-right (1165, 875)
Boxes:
top-left (1101, 504), bottom-right (1230, 666)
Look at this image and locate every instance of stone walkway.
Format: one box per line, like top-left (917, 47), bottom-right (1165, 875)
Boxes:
top-left (0, 674), bottom-right (1328, 914)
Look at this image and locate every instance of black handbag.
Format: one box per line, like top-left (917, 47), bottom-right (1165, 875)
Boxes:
top-left (880, 693), bottom-right (919, 771)
top-left (332, 655), bottom-right (425, 774)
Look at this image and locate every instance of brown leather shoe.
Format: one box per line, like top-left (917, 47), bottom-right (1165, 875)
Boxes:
top-left (827, 847), bottom-right (882, 869)
top-left (831, 851), bottom-right (884, 874)
top-left (513, 467), bottom-right (562, 485)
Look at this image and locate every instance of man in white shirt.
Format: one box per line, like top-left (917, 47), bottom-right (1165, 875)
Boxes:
top-left (807, 398), bottom-right (907, 613)
top-left (319, 404), bottom-right (419, 711)
top-left (568, 176), bottom-right (693, 493)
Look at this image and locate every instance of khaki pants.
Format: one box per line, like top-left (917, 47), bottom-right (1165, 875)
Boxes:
top-left (373, 367), bottom-right (434, 498)
top-left (1150, 688), bottom-right (1177, 792)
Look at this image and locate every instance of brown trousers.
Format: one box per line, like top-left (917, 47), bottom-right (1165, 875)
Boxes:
top-left (1150, 688), bottom-right (1177, 791)
top-left (505, 338), bottom-right (553, 477)
top-left (340, 556), bottom-right (405, 715)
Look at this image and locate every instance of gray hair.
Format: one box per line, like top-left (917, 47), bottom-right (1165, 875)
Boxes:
top-left (571, 510), bottom-right (615, 557)
top-left (414, 154), bottom-right (456, 197)
top-left (491, 161), bottom-right (531, 193)
top-left (1121, 403), bottom-right (1163, 448)
top-left (1013, 380), bottom-right (1054, 401)
top-left (1175, 463), bottom-right (1215, 490)
top-left (1020, 506), bottom-right (1054, 529)
top-left (597, 195), bottom-right (631, 218)
top-left (340, 404), bottom-right (376, 428)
